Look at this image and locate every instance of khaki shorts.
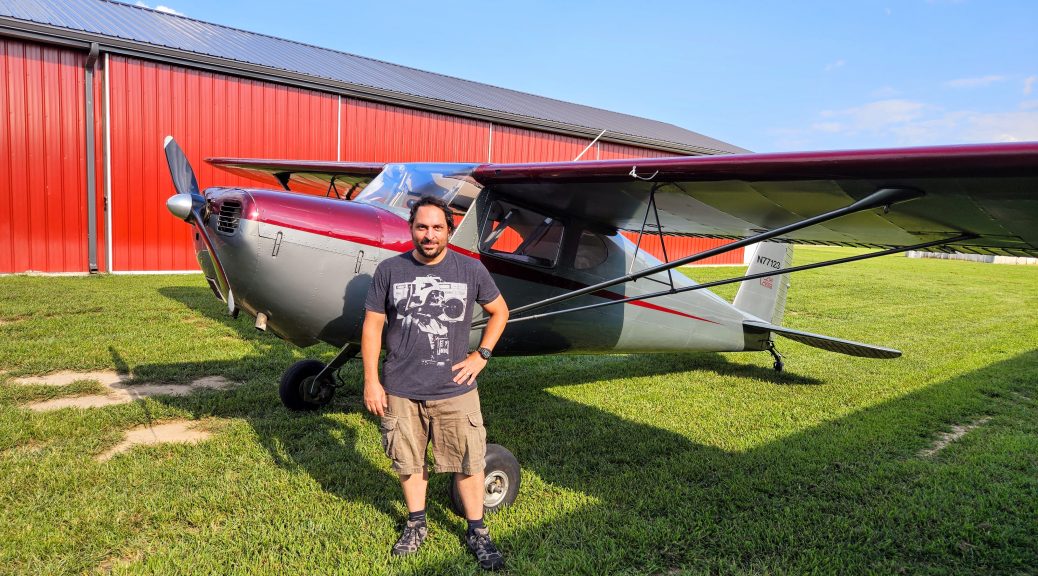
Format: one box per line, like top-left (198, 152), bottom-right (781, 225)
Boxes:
top-left (380, 388), bottom-right (487, 476)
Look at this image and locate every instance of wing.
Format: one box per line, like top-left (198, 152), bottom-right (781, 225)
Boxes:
top-left (206, 158), bottom-right (385, 197)
top-left (472, 142), bottom-right (1038, 257)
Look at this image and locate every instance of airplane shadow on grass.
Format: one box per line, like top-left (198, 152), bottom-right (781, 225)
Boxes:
top-left (145, 285), bottom-right (1037, 574)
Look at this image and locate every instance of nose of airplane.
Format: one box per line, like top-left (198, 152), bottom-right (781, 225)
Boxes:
top-left (166, 193), bottom-right (195, 221)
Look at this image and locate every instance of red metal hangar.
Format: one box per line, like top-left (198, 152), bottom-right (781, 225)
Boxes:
top-left (0, 0), bottom-right (747, 274)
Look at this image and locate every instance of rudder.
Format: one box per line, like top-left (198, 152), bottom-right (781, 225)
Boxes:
top-left (733, 242), bottom-right (794, 324)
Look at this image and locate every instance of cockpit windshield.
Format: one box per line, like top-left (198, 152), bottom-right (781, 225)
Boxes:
top-left (354, 163), bottom-right (483, 217)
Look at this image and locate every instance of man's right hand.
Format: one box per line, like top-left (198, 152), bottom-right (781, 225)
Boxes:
top-left (364, 380), bottom-right (388, 417)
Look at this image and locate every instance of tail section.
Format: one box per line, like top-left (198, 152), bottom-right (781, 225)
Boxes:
top-left (733, 242), bottom-right (794, 324)
top-left (734, 242), bottom-right (902, 360)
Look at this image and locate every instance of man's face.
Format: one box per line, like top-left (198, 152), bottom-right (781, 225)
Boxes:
top-left (411, 205), bottom-right (450, 261)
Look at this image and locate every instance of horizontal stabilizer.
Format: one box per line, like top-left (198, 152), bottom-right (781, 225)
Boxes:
top-left (744, 320), bottom-right (901, 359)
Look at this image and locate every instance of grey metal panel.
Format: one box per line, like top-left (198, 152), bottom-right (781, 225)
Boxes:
top-left (0, 0), bottom-right (746, 155)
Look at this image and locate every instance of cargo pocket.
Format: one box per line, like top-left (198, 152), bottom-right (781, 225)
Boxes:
top-left (463, 411), bottom-right (487, 473)
top-left (380, 416), bottom-right (398, 460)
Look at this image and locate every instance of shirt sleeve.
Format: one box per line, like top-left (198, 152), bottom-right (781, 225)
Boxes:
top-left (364, 263), bottom-right (390, 313)
top-left (473, 261), bottom-right (501, 305)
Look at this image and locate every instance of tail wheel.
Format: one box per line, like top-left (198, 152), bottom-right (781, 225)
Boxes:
top-left (449, 443), bottom-right (521, 516)
top-left (279, 359), bottom-right (335, 411)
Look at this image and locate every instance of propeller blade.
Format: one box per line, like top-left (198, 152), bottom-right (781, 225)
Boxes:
top-left (163, 135), bottom-right (236, 315)
top-left (163, 135), bottom-right (201, 198)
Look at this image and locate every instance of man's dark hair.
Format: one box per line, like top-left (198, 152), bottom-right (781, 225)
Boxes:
top-left (409, 196), bottom-right (456, 233)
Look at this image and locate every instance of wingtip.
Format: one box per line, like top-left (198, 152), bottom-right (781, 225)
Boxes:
top-left (163, 135), bottom-right (174, 148)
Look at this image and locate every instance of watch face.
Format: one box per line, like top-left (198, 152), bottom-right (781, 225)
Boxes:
top-left (478, 347), bottom-right (492, 360)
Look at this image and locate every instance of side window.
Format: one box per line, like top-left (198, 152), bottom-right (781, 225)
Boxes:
top-left (574, 231), bottom-right (609, 270)
top-left (480, 200), bottom-right (563, 267)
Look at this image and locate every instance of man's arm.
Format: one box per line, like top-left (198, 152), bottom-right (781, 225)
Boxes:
top-left (362, 310), bottom-right (388, 416)
top-left (451, 295), bottom-right (509, 386)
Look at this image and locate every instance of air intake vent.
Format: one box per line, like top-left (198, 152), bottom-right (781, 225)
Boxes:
top-left (216, 201), bottom-right (242, 235)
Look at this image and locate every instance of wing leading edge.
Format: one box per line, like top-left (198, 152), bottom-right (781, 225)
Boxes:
top-left (472, 142), bottom-right (1038, 257)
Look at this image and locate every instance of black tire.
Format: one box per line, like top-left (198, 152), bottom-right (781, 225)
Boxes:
top-left (279, 359), bottom-right (334, 411)
top-left (449, 443), bottom-right (520, 516)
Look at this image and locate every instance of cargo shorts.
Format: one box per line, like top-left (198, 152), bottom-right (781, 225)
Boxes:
top-left (380, 388), bottom-right (487, 476)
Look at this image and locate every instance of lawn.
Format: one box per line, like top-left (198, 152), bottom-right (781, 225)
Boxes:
top-left (1, 247), bottom-right (1036, 575)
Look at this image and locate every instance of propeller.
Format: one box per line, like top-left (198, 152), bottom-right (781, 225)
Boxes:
top-left (163, 136), bottom-right (236, 314)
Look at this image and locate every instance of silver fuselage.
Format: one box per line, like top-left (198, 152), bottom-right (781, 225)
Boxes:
top-left (195, 185), bottom-right (756, 356)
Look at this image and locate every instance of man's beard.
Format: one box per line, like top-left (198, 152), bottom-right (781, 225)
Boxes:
top-left (416, 240), bottom-right (445, 259)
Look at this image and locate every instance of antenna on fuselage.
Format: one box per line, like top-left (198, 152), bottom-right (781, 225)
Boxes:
top-left (573, 129), bottom-right (607, 161)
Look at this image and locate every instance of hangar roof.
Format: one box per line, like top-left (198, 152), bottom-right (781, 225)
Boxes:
top-left (0, 0), bottom-right (747, 155)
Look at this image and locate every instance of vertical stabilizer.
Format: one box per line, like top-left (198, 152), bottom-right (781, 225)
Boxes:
top-left (733, 242), bottom-right (794, 324)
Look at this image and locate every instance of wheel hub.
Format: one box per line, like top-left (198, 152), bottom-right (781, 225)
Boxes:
top-left (300, 376), bottom-right (332, 403)
top-left (484, 470), bottom-right (509, 508)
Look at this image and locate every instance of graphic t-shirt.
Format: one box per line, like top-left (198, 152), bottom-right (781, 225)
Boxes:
top-left (364, 250), bottom-right (501, 400)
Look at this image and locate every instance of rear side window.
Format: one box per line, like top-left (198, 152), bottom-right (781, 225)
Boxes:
top-left (574, 231), bottom-right (609, 270)
top-left (480, 200), bottom-right (563, 267)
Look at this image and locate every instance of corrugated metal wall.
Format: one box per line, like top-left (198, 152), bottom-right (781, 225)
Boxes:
top-left (599, 142), bottom-right (674, 160)
top-left (0, 38), bottom-right (90, 273)
top-left (341, 99), bottom-right (490, 163)
top-left (1, 39), bottom-right (741, 273)
top-left (490, 125), bottom-right (593, 163)
top-left (619, 232), bottom-right (742, 265)
top-left (106, 55), bottom-right (338, 271)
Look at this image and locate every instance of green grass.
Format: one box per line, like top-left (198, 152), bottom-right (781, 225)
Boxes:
top-left (1, 247), bottom-right (1036, 575)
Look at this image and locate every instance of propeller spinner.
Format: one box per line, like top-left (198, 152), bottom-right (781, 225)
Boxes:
top-left (163, 136), bottom-right (236, 314)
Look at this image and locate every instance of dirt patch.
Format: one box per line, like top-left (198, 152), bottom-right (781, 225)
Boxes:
top-left (918, 417), bottom-right (991, 458)
top-left (12, 370), bottom-right (128, 387)
top-left (97, 420), bottom-right (213, 461)
top-left (22, 374), bottom-right (236, 411)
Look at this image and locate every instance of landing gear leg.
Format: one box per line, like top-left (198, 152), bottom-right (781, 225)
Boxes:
top-left (767, 341), bottom-right (784, 372)
top-left (278, 343), bottom-right (360, 411)
top-left (314, 342), bottom-right (361, 385)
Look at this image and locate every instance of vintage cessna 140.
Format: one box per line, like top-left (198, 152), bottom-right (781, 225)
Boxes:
top-left (164, 137), bottom-right (1037, 511)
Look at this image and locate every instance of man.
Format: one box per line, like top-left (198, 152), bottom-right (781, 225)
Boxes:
top-left (362, 195), bottom-right (509, 571)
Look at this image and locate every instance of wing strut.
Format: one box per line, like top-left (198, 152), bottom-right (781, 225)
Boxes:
top-left (628, 183), bottom-right (675, 290)
top-left (480, 186), bottom-right (925, 326)
top-left (480, 233), bottom-right (976, 327)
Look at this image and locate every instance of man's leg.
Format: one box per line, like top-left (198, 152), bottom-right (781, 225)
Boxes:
top-left (386, 395), bottom-right (431, 556)
top-left (459, 471), bottom-right (504, 571)
top-left (401, 468), bottom-right (430, 512)
top-left (455, 470), bottom-right (485, 519)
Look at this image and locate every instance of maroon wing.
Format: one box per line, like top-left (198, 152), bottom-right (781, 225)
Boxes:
top-left (472, 142), bottom-right (1038, 257)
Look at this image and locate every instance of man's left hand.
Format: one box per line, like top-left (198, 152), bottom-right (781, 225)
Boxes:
top-left (451, 352), bottom-right (487, 386)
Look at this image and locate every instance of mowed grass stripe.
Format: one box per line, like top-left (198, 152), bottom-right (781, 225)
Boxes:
top-left (1, 247), bottom-right (1035, 575)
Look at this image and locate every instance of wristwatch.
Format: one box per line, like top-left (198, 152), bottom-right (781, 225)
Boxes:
top-left (477, 347), bottom-right (493, 360)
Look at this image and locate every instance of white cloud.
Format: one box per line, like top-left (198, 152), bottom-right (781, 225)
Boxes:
top-left (1024, 76), bottom-right (1037, 95)
top-left (819, 99), bottom-right (929, 131)
top-left (824, 59), bottom-right (846, 72)
top-left (943, 75), bottom-right (1005, 89)
top-left (870, 86), bottom-right (900, 98)
top-left (134, 1), bottom-right (184, 16)
top-left (802, 99), bottom-right (1038, 146)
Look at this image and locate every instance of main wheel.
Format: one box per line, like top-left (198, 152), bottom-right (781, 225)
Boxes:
top-left (449, 443), bottom-right (521, 516)
top-left (279, 359), bottom-right (335, 411)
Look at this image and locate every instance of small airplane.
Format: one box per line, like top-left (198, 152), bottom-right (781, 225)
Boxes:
top-left (163, 136), bottom-right (1038, 512)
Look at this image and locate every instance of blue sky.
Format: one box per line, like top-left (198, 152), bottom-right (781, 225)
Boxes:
top-left (134, 0), bottom-right (1037, 153)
